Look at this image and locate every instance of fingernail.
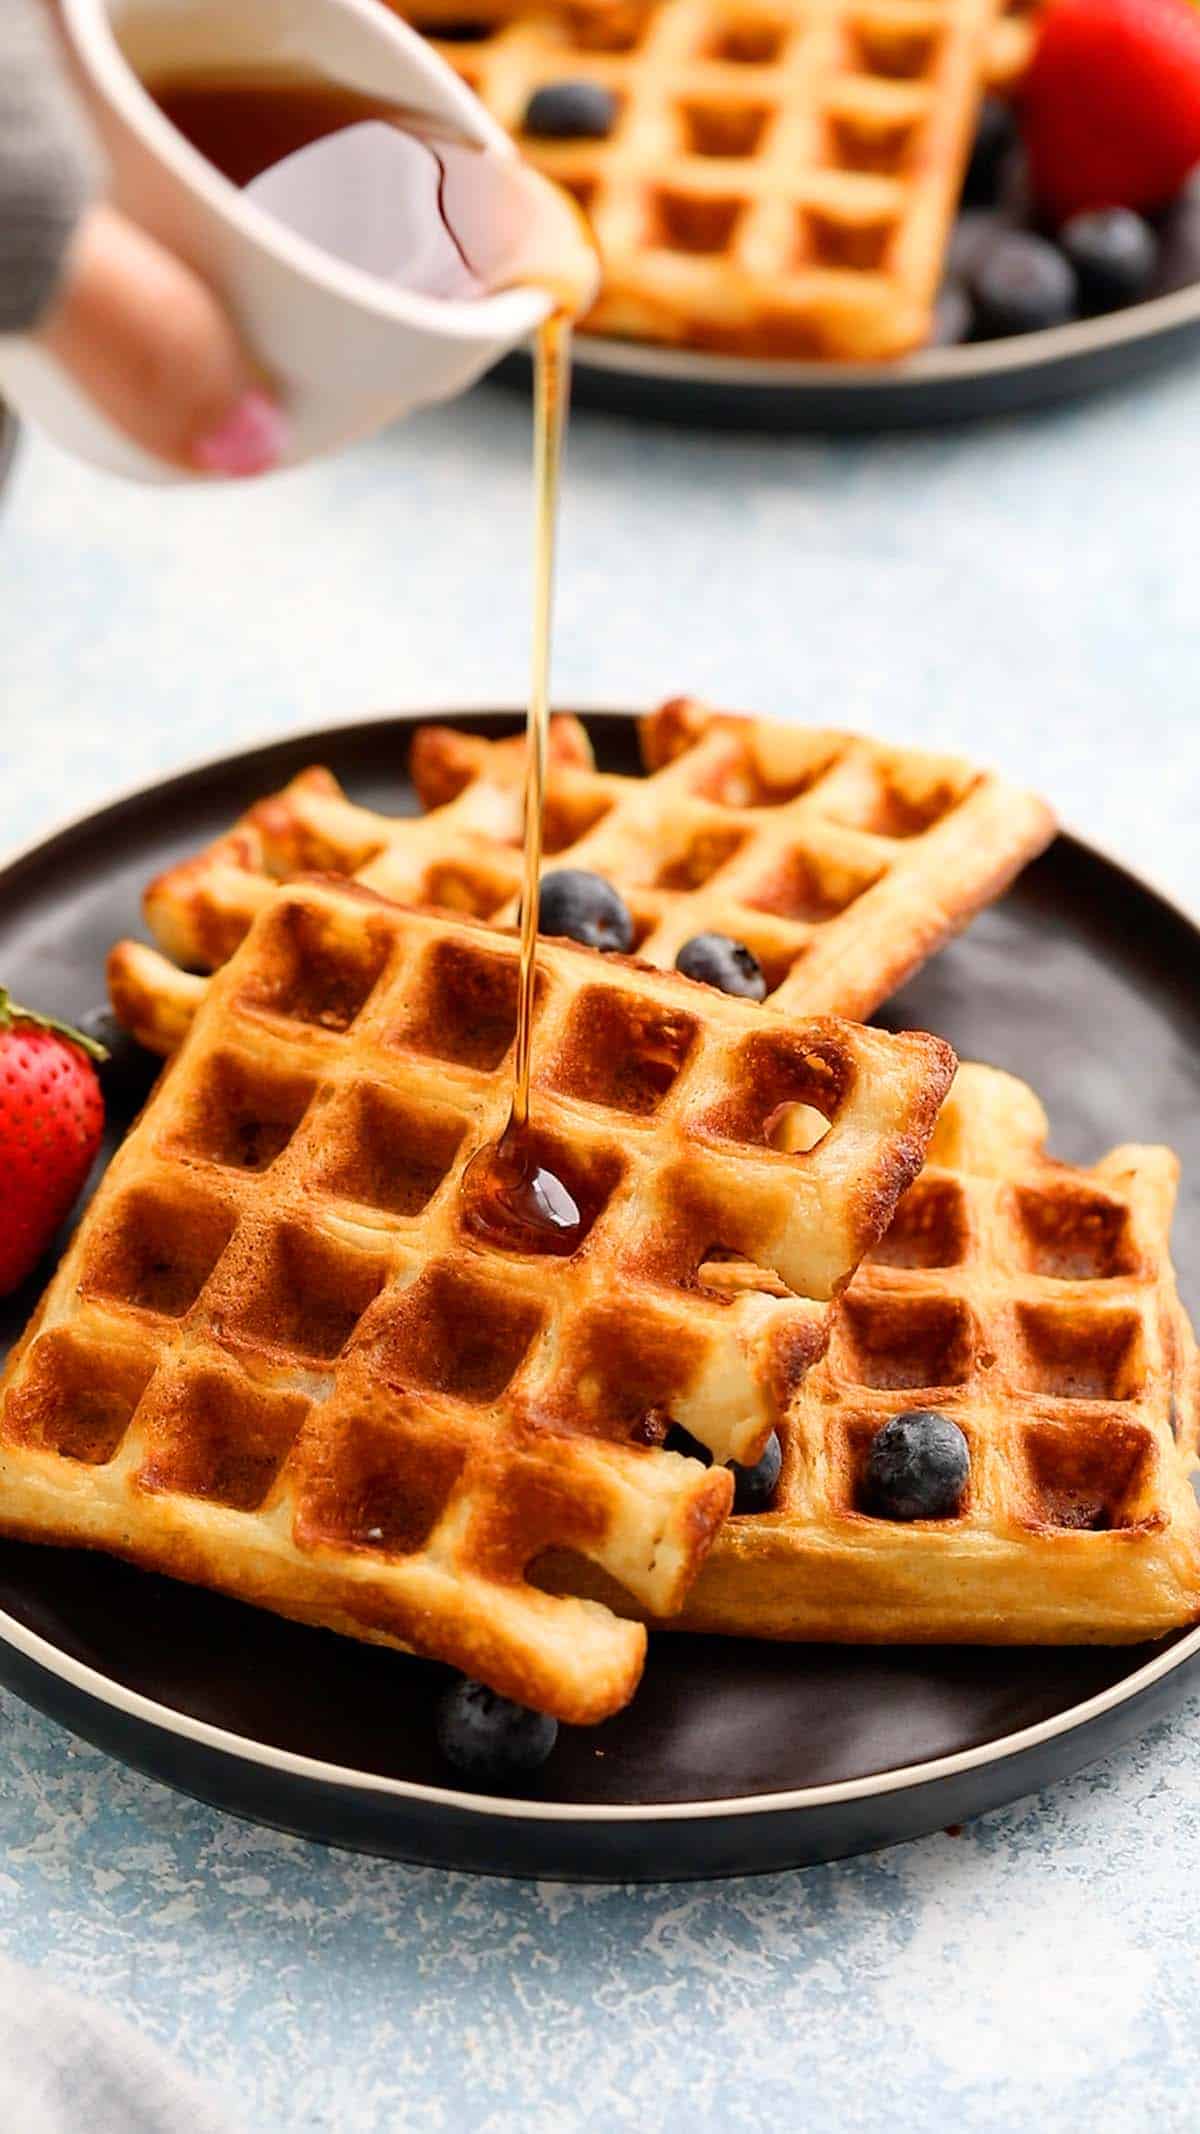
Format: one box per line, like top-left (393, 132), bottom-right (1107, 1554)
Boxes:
top-left (192, 391), bottom-right (289, 476)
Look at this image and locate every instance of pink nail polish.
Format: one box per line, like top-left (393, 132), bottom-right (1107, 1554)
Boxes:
top-left (192, 391), bottom-right (289, 476)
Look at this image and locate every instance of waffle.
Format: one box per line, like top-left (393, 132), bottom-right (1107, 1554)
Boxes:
top-left (107, 701), bottom-right (1054, 1055)
top-left (596, 1062), bottom-right (1199, 1643)
top-left (986, 0), bottom-right (1039, 92)
top-left (0, 876), bottom-right (954, 1722)
top-left (391, 0), bottom-right (999, 358)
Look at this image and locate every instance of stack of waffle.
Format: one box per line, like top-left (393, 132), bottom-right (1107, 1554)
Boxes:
top-left (3, 701), bottom-right (1198, 1733)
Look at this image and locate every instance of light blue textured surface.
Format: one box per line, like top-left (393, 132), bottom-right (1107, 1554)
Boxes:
top-left (3, 358), bottom-right (1200, 2132)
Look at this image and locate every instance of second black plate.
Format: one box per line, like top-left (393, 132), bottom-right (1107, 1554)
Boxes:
top-left (496, 283), bottom-right (1200, 428)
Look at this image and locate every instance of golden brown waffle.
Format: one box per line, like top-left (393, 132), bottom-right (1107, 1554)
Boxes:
top-left (986, 0), bottom-right (1039, 91)
top-left (0, 876), bottom-right (954, 1722)
top-left (393, 0), bottom-right (1000, 357)
top-left (671, 1063), bottom-right (1200, 1641)
top-left (107, 701), bottom-right (1054, 1055)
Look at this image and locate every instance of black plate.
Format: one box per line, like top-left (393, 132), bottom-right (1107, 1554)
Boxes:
top-left (2, 708), bottom-right (1198, 1881)
top-left (494, 284), bottom-right (1200, 429)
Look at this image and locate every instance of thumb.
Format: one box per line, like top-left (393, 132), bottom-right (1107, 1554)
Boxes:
top-left (36, 201), bottom-right (288, 475)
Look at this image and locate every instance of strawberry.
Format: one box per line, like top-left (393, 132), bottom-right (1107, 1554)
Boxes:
top-left (1022, 0), bottom-right (1200, 223)
top-left (0, 992), bottom-right (107, 1297)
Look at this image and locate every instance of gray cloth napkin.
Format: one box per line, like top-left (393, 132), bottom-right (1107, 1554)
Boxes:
top-left (0, 1956), bottom-right (240, 2134)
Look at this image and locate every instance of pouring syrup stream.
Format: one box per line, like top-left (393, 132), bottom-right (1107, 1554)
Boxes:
top-left (460, 309), bottom-right (585, 1253)
top-left (512, 309), bottom-right (569, 1136)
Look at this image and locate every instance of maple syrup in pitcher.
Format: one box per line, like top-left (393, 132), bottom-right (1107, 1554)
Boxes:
top-left (143, 69), bottom-right (594, 302)
top-left (141, 66), bottom-right (596, 1251)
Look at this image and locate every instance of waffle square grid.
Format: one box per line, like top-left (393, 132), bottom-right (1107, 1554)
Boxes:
top-left (393, 0), bottom-right (1000, 356)
top-left (107, 700), bottom-right (1054, 1057)
top-left (675, 1062), bottom-right (1200, 1641)
top-left (2, 876), bottom-right (954, 1721)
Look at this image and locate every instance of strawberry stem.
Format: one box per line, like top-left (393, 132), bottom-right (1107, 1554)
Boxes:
top-left (0, 988), bottom-right (108, 1063)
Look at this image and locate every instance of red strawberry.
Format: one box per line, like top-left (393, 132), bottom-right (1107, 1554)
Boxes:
top-left (1022, 0), bottom-right (1200, 223)
top-left (0, 992), bottom-right (106, 1297)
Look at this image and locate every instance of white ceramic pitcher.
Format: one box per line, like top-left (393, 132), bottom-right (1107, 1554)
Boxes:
top-left (0, 0), bottom-right (597, 480)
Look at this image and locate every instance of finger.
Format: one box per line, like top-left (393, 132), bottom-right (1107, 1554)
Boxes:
top-left (37, 201), bottom-right (288, 474)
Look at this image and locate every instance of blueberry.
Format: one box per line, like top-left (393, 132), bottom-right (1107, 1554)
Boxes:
top-left (930, 280), bottom-right (973, 347)
top-left (523, 81), bottom-right (618, 140)
top-left (675, 932), bottom-right (767, 1000)
top-left (947, 211), bottom-right (999, 284)
top-left (1155, 175), bottom-right (1200, 295)
top-left (436, 1677), bottom-right (558, 1783)
top-left (864, 1410), bottom-right (970, 1522)
top-left (730, 1431), bottom-right (782, 1514)
top-left (970, 231), bottom-right (1077, 338)
top-left (961, 96), bottom-right (1017, 207)
top-left (1060, 209), bottom-right (1157, 314)
top-left (995, 147), bottom-right (1034, 226)
top-left (76, 1005), bottom-right (159, 1113)
top-left (663, 1422), bottom-right (713, 1466)
top-left (538, 869), bottom-right (634, 952)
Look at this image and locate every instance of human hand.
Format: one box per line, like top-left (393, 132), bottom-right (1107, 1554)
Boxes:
top-left (36, 200), bottom-right (288, 475)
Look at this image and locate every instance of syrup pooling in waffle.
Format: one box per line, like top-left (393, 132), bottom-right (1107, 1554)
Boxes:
top-left (390, 0), bottom-right (1000, 357)
top-left (107, 702), bottom-right (1054, 1053)
top-left (669, 1063), bottom-right (1200, 1642)
top-left (1, 877), bottom-right (954, 1722)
